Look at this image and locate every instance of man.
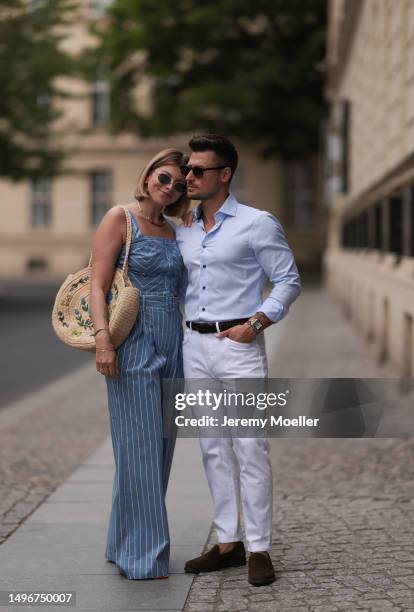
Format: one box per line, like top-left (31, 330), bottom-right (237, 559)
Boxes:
top-left (175, 134), bottom-right (301, 586)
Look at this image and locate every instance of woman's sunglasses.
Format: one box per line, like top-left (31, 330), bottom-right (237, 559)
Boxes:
top-left (180, 164), bottom-right (227, 179)
top-left (157, 171), bottom-right (187, 194)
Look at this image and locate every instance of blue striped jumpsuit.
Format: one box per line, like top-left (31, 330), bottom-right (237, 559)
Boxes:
top-left (104, 209), bottom-right (184, 579)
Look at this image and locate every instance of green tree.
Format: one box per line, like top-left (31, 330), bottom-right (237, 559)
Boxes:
top-left (91, 0), bottom-right (326, 157)
top-left (0, 0), bottom-right (76, 180)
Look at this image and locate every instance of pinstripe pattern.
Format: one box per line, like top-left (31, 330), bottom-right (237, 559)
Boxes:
top-left (104, 209), bottom-right (184, 579)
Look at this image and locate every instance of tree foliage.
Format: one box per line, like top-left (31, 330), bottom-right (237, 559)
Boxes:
top-left (0, 0), bottom-right (76, 180)
top-left (92, 0), bottom-right (327, 157)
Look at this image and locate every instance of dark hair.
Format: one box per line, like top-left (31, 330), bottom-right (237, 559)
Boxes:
top-left (189, 134), bottom-right (238, 183)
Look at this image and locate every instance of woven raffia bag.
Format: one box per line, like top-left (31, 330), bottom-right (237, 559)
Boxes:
top-left (52, 206), bottom-right (139, 352)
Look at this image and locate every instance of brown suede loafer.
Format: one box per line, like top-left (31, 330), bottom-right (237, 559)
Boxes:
top-left (248, 551), bottom-right (276, 586)
top-left (184, 541), bottom-right (246, 574)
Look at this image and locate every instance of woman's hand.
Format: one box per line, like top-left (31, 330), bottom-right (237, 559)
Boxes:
top-left (180, 209), bottom-right (195, 227)
top-left (96, 331), bottom-right (118, 378)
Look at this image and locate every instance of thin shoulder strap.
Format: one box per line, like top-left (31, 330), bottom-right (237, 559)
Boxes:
top-left (121, 206), bottom-right (133, 277)
top-left (88, 205), bottom-right (133, 278)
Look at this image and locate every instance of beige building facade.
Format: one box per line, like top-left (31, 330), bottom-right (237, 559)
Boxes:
top-left (0, 0), bottom-right (324, 280)
top-left (325, 0), bottom-right (414, 376)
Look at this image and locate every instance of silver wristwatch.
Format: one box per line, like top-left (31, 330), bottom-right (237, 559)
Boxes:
top-left (247, 317), bottom-right (264, 334)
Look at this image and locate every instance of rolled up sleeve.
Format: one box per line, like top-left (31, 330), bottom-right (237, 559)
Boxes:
top-left (250, 212), bottom-right (301, 323)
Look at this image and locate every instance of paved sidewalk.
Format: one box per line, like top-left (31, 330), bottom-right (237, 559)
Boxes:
top-left (0, 365), bottom-right (109, 547)
top-left (0, 435), bottom-right (211, 611)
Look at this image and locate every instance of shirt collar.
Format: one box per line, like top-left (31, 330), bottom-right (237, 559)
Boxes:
top-left (195, 192), bottom-right (238, 220)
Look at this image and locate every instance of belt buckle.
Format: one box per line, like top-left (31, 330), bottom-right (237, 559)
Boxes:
top-left (215, 322), bottom-right (221, 333)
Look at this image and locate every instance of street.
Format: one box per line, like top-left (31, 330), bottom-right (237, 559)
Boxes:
top-left (0, 281), bottom-right (93, 409)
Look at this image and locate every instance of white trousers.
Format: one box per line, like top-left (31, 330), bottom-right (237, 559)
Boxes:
top-left (183, 327), bottom-right (273, 552)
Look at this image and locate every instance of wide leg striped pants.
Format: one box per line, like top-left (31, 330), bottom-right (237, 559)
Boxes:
top-left (105, 294), bottom-right (183, 579)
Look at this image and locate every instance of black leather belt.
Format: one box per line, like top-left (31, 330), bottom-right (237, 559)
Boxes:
top-left (186, 318), bottom-right (249, 333)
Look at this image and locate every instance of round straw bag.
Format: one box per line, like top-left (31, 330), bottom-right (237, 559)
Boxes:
top-left (51, 206), bottom-right (139, 352)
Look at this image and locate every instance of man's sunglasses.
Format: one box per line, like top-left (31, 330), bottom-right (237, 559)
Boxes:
top-left (180, 164), bottom-right (227, 179)
top-left (157, 171), bottom-right (187, 194)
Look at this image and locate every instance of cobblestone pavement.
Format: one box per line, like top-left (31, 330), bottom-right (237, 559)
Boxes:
top-left (183, 287), bottom-right (414, 612)
top-left (0, 365), bottom-right (109, 545)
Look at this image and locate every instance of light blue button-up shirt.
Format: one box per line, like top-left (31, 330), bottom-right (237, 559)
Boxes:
top-left (174, 192), bottom-right (301, 323)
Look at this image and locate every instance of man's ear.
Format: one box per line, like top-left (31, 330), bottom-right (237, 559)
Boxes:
top-left (221, 167), bottom-right (232, 184)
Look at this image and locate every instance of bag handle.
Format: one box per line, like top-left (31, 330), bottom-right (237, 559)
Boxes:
top-left (88, 205), bottom-right (133, 279)
top-left (120, 205), bottom-right (133, 278)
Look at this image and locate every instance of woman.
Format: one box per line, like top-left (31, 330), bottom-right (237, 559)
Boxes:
top-left (89, 148), bottom-right (190, 579)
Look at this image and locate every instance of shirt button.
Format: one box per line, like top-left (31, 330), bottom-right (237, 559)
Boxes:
top-left (203, 264), bottom-right (206, 268)
top-left (202, 307), bottom-right (205, 311)
top-left (203, 245), bottom-right (206, 248)
top-left (202, 286), bottom-right (206, 290)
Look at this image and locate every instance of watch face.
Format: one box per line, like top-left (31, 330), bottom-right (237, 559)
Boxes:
top-left (252, 319), bottom-right (263, 331)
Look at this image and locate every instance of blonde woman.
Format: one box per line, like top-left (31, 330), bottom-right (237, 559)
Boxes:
top-left (90, 149), bottom-right (190, 579)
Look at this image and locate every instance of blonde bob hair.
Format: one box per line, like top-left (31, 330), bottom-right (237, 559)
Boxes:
top-left (134, 148), bottom-right (191, 218)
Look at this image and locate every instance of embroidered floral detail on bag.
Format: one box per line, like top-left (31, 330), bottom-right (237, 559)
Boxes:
top-left (106, 283), bottom-right (119, 318)
top-left (80, 296), bottom-right (90, 313)
top-left (70, 329), bottom-right (82, 337)
top-left (74, 308), bottom-right (93, 330)
top-left (57, 311), bottom-right (69, 328)
top-left (59, 294), bottom-right (72, 308)
top-left (69, 275), bottom-right (90, 293)
top-left (107, 283), bottom-right (119, 302)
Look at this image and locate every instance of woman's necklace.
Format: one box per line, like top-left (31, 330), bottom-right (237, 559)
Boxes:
top-left (136, 201), bottom-right (165, 226)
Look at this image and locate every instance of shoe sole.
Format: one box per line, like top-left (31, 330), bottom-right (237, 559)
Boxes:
top-left (248, 575), bottom-right (276, 586)
top-left (185, 559), bottom-right (246, 574)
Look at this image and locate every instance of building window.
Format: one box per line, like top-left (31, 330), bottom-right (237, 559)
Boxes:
top-left (89, 0), bottom-right (112, 18)
top-left (31, 178), bottom-right (52, 227)
top-left (33, 91), bottom-right (52, 135)
top-left (90, 170), bottom-right (112, 226)
top-left (374, 204), bottom-right (382, 250)
top-left (343, 196), bottom-right (406, 255)
top-left (323, 125), bottom-right (341, 207)
top-left (389, 195), bottom-right (403, 256)
top-left (91, 80), bottom-right (110, 127)
top-left (357, 211), bottom-right (368, 248)
top-left (349, 218), bottom-right (357, 247)
top-left (340, 100), bottom-right (351, 194)
top-left (411, 187), bottom-right (414, 257)
top-left (343, 215), bottom-right (364, 249)
top-left (27, 257), bottom-right (48, 272)
top-left (285, 160), bottom-right (317, 228)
